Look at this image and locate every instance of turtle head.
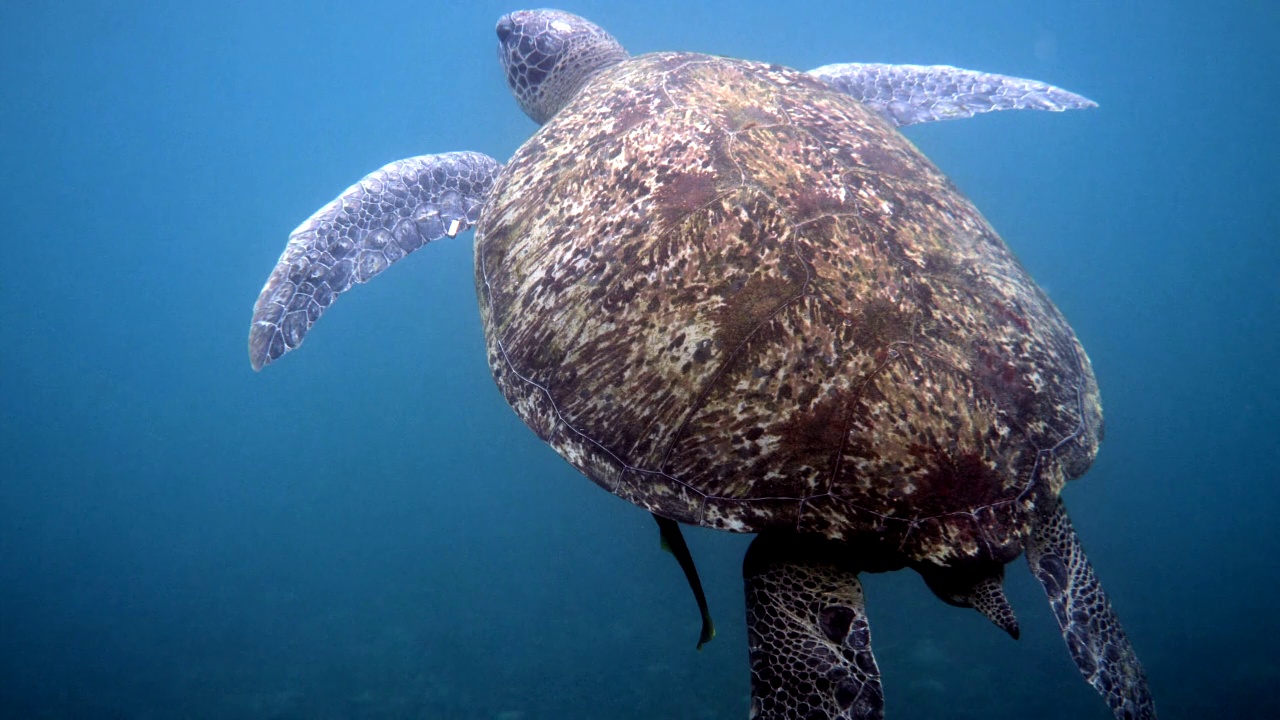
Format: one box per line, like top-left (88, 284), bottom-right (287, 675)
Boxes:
top-left (497, 10), bottom-right (628, 125)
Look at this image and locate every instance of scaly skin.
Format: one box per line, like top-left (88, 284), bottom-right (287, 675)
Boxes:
top-left (743, 534), bottom-right (883, 720)
top-left (1029, 497), bottom-right (1156, 719)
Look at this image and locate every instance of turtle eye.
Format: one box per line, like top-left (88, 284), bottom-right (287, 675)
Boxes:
top-left (495, 16), bottom-right (514, 42)
top-left (496, 9), bottom-right (627, 125)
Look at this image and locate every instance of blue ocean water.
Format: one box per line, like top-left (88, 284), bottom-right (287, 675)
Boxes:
top-left (1, 1), bottom-right (1276, 718)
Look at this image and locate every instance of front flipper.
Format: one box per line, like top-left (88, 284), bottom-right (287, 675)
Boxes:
top-left (653, 514), bottom-right (715, 649)
top-left (1028, 497), bottom-right (1156, 720)
top-left (744, 534), bottom-right (883, 720)
top-left (248, 151), bottom-right (503, 370)
top-left (807, 63), bottom-right (1097, 128)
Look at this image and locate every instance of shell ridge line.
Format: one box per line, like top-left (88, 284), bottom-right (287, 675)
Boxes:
top-left (1016, 336), bottom-right (1091, 504)
top-left (480, 236), bottom-right (711, 500)
top-left (579, 101), bottom-right (750, 315)
top-left (585, 188), bottom-right (738, 311)
top-left (622, 202), bottom-right (756, 449)
top-left (651, 192), bottom-right (816, 481)
top-left (547, 186), bottom-right (760, 469)
top-left (817, 334), bottom-right (907, 525)
top-left (651, 287), bottom-right (812, 495)
top-left (901, 335), bottom-right (1039, 453)
top-left (633, 187), bottom-right (810, 461)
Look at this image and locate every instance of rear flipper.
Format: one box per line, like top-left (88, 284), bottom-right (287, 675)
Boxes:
top-left (1028, 497), bottom-right (1156, 720)
top-left (653, 514), bottom-right (715, 649)
top-left (919, 562), bottom-right (1020, 639)
top-left (744, 533), bottom-right (883, 720)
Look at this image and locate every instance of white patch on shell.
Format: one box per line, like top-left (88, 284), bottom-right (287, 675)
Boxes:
top-left (606, 144), bottom-right (630, 172)
top-left (706, 507), bottom-right (750, 531)
top-left (1027, 371), bottom-right (1045, 393)
top-left (551, 20), bottom-right (574, 33)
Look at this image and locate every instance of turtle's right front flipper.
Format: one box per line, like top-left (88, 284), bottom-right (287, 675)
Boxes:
top-left (808, 63), bottom-right (1096, 128)
top-left (249, 151), bottom-right (503, 370)
top-left (744, 533), bottom-right (883, 720)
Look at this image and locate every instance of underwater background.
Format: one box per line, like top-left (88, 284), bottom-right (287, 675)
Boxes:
top-left (2, 1), bottom-right (1276, 718)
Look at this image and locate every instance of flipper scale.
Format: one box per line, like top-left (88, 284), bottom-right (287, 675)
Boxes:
top-left (809, 63), bottom-right (1097, 127)
top-left (744, 534), bottom-right (883, 720)
top-left (1028, 497), bottom-right (1156, 720)
top-left (248, 151), bottom-right (502, 370)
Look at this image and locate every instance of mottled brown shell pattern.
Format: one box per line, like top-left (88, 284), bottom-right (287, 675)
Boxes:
top-left (476, 53), bottom-right (1101, 567)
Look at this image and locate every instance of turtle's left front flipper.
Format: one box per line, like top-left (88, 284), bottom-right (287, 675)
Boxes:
top-left (249, 151), bottom-right (503, 370)
top-left (1028, 497), bottom-right (1156, 720)
top-left (808, 63), bottom-right (1096, 128)
top-left (744, 533), bottom-right (883, 720)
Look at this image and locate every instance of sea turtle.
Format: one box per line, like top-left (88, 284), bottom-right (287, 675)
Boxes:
top-left (248, 9), bottom-right (1155, 719)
